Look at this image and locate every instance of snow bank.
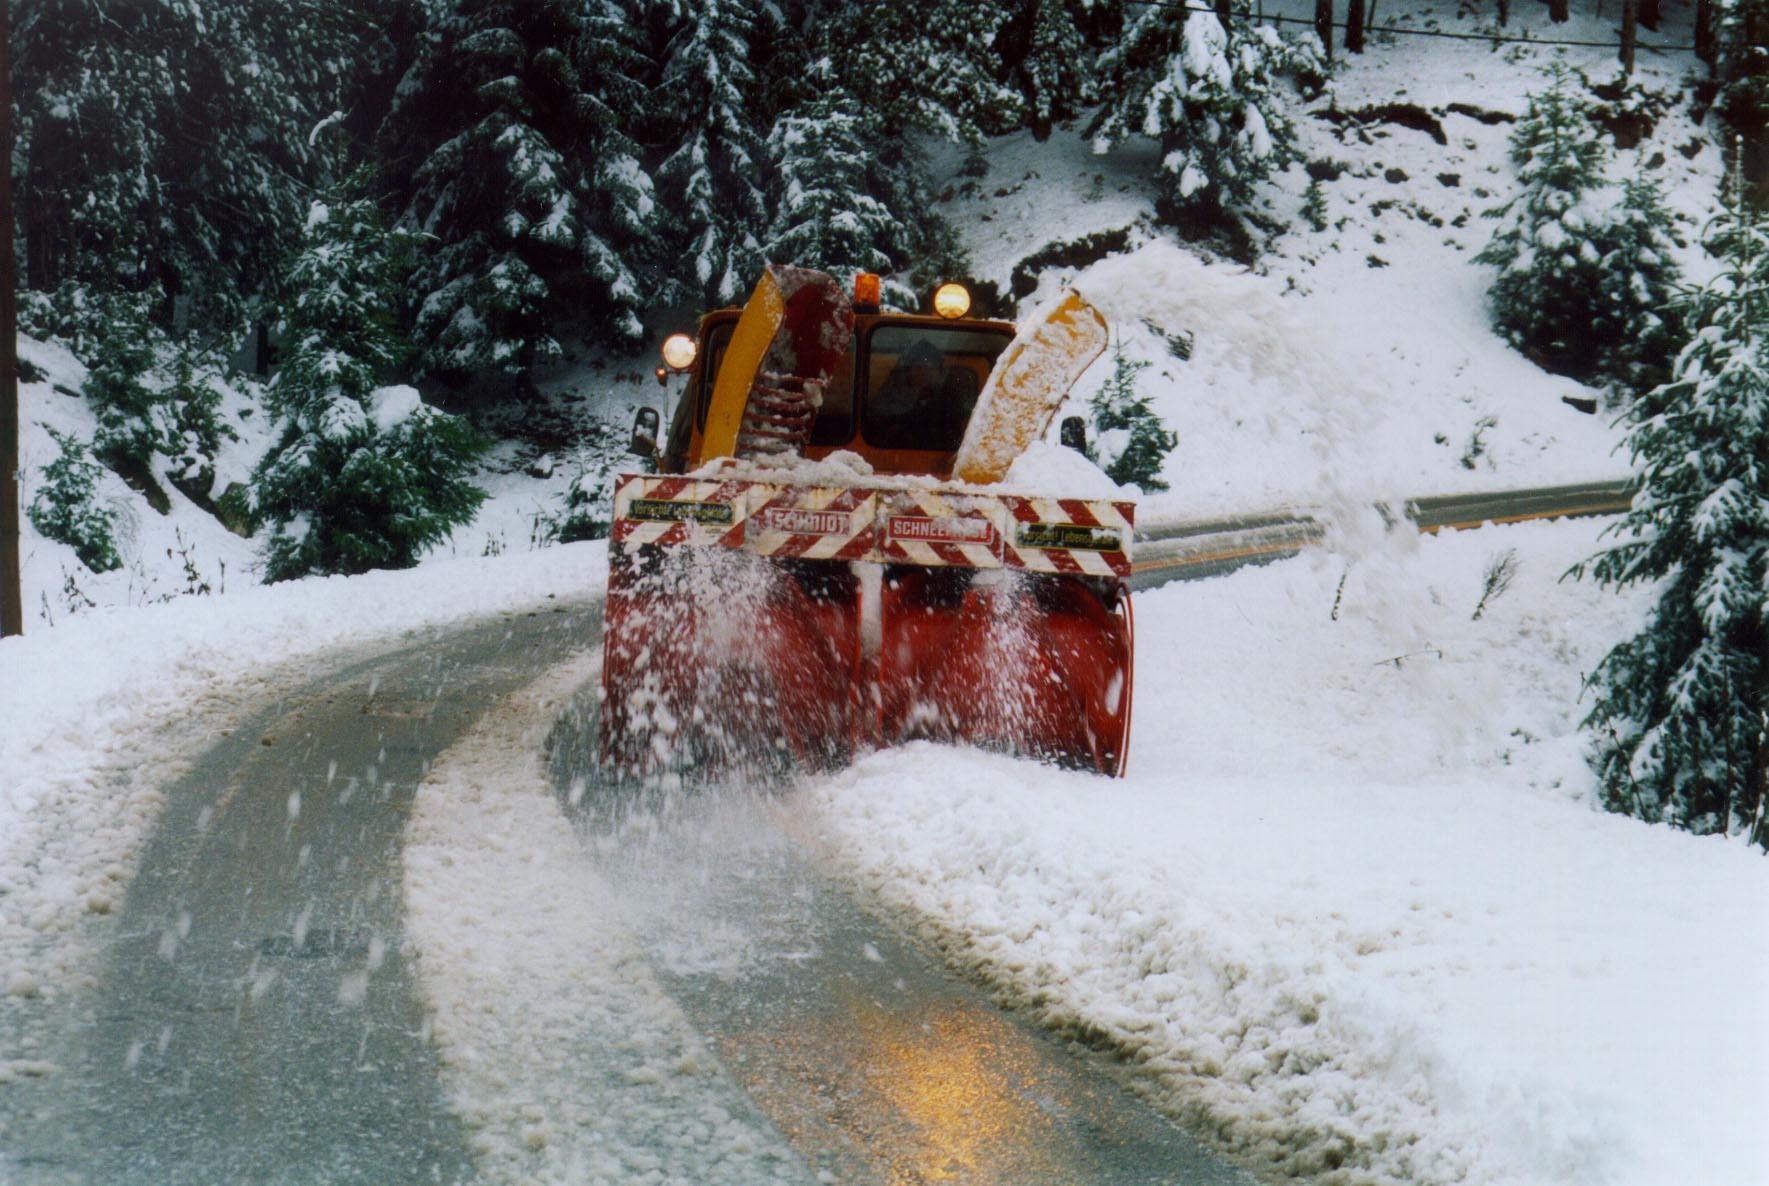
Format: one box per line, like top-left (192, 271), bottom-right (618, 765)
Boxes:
top-left (805, 518), bottom-right (1769, 1186)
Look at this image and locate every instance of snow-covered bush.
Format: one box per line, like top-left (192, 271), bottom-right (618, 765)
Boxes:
top-left (1088, 339), bottom-right (1176, 492)
top-left (28, 428), bottom-right (122, 574)
top-left (1574, 188), bottom-right (1768, 849)
top-left (1093, 4), bottom-right (1322, 217)
top-left (543, 419), bottom-right (632, 545)
top-left (251, 195), bottom-right (485, 582)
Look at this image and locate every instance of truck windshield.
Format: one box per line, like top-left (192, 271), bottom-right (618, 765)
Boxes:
top-left (695, 320), bottom-right (1012, 453)
top-left (861, 325), bottom-right (1012, 451)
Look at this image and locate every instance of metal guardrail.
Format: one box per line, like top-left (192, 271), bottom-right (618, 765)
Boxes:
top-left (1129, 478), bottom-right (1634, 590)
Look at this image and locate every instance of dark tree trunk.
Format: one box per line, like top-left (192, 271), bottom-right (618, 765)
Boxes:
top-left (1638, 0), bottom-right (1659, 31)
top-left (1216, 0), bottom-right (1234, 27)
top-left (1695, 0), bottom-right (1716, 63)
top-left (1346, 0), bottom-right (1365, 52)
top-left (1620, 0), bottom-right (1638, 74)
top-left (1497, 0), bottom-right (1509, 25)
top-left (1547, 0), bottom-right (1569, 23)
top-left (1315, 0), bottom-right (1334, 58)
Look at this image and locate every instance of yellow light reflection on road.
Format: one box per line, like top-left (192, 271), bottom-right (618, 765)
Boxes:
top-left (719, 987), bottom-right (1110, 1185)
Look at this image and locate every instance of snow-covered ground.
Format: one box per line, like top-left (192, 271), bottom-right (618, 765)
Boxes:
top-left (806, 516), bottom-right (1769, 1186)
top-left (5, 2), bottom-right (1761, 1181)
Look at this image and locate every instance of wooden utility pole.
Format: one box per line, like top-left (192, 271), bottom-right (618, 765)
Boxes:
top-left (1620, 0), bottom-right (1639, 75)
top-left (1315, 0), bottom-right (1334, 59)
top-left (1346, 0), bottom-right (1365, 52)
top-left (2, 0), bottom-right (23, 638)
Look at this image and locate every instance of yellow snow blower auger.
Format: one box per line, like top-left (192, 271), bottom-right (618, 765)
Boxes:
top-left (601, 266), bottom-right (1135, 776)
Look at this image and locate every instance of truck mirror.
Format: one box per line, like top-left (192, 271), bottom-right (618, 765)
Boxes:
top-left (1060, 416), bottom-right (1088, 454)
top-left (629, 407), bottom-right (662, 459)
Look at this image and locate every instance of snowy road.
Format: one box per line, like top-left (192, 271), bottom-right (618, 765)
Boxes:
top-left (1, 608), bottom-right (588, 1184)
top-left (2, 600), bottom-right (1255, 1185)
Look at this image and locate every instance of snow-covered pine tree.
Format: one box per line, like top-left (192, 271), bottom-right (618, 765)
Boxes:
top-left (83, 299), bottom-right (173, 473)
top-left (765, 77), bottom-right (900, 282)
top-left (829, 0), bottom-right (1024, 145)
top-left (1092, 2), bottom-right (1321, 218)
top-left (1594, 161), bottom-right (1685, 397)
top-left (1574, 187), bottom-right (1768, 850)
top-left (1089, 339), bottom-right (1176, 491)
top-left (383, 0), bottom-right (659, 380)
top-left (1475, 60), bottom-right (1615, 380)
top-left (797, 0), bottom-right (1020, 302)
top-left (252, 194), bottom-right (486, 581)
top-left (1003, 0), bottom-right (1096, 141)
top-left (654, 0), bottom-right (774, 306)
top-left (12, 0), bottom-right (357, 326)
top-left (1713, 0), bottom-right (1767, 198)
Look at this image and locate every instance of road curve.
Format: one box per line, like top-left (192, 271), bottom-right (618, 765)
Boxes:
top-left (2, 600), bottom-right (1258, 1186)
top-left (0, 606), bottom-right (590, 1185)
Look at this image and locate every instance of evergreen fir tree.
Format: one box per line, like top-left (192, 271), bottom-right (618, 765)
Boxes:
top-left (1089, 339), bottom-right (1176, 491)
top-left (1092, 3), bottom-right (1321, 216)
top-left (765, 77), bottom-right (900, 280)
top-left (654, 0), bottom-right (774, 305)
top-left (1475, 60), bottom-right (1615, 380)
top-left (1004, 0), bottom-right (1095, 141)
top-left (252, 194), bottom-right (487, 581)
top-left (84, 300), bottom-right (174, 472)
top-left (11, 0), bottom-right (358, 325)
top-left (1594, 161), bottom-right (1686, 397)
top-left (1713, 0), bottom-right (1767, 193)
top-left (1574, 187), bottom-right (1769, 850)
top-left (830, 0), bottom-right (1024, 145)
top-left (383, 0), bottom-right (660, 379)
top-left (28, 429), bottom-right (123, 574)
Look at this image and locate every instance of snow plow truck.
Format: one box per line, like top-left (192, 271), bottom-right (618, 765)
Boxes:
top-left (601, 266), bottom-right (1136, 777)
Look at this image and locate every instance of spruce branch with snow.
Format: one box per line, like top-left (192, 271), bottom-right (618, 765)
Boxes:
top-left (765, 79), bottom-right (900, 283)
top-left (1573, 188), bottom-right (1769, 850)
top-left (10, 0), bottom-right (358, 328)
top-left (251, 194), bottom-right (487, 582)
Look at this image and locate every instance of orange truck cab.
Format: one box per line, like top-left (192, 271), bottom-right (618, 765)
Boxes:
top-left (660, 308), bottom-right (1018, 478)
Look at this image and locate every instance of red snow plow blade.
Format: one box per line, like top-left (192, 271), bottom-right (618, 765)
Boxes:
top-left (599, 472), bottom-right (1135, 777)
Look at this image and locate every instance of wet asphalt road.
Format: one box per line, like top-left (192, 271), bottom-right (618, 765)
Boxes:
top-left (3, 599), bottom-right (1257, 1186)
top-left (1, 606), bottom-right (589, 1185)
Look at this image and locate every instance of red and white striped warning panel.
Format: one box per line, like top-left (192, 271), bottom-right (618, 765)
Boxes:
top-left (879, 490), bottom-right (1003, 569)
top-left (611, 475), bottom-right (749, 549)
top-left (999, 496), bottom-right (1136, 577)
top-left (746, 485), bottom-right (879, 561)
top-left (612, 475), bottom-right (1134, 576)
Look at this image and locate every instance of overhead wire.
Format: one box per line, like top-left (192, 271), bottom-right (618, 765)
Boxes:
top-left (1119, 0), bottom-right (1701, 53)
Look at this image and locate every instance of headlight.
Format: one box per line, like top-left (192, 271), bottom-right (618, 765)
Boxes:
top-left (932, 282), bottom-right (971, 319)
top-left (661, 333), bottom-right (697, 371)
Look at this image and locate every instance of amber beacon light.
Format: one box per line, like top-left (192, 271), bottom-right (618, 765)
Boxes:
top-left (932, 281), bottom-right (971, 319)
top-left (853, 271), bottom-right (882, 311)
